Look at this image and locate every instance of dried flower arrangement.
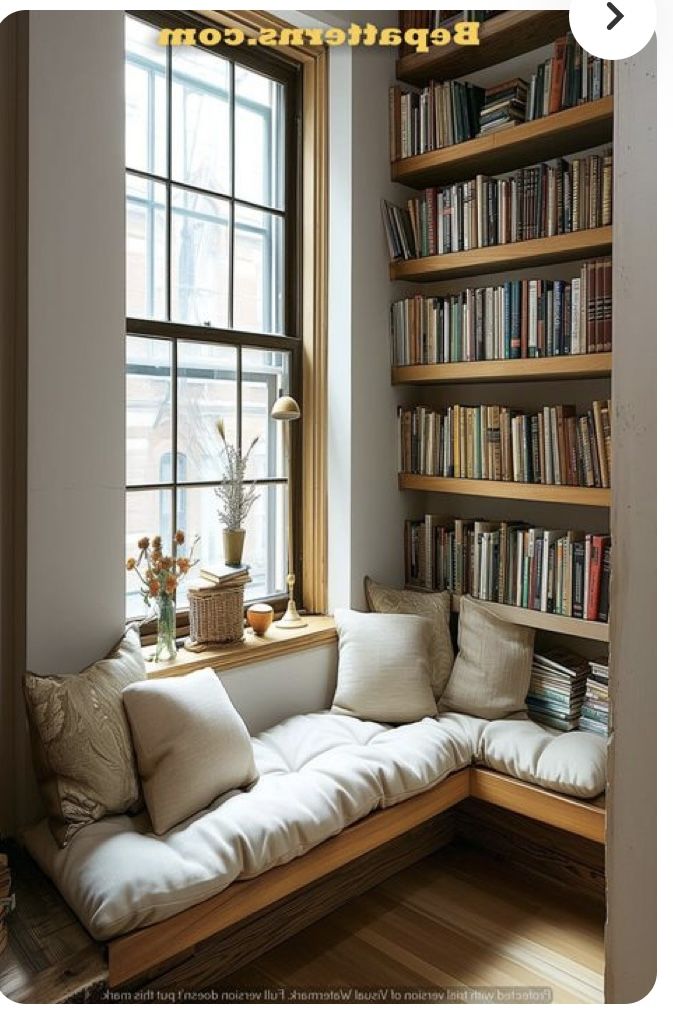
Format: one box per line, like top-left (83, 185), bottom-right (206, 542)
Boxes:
top-left (214, 418), bottom-right (259, 531)
top-left (126, 531), bottom-right (200, 607)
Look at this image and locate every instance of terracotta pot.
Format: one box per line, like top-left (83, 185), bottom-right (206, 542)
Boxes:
top-left (247, 602), bottom-right (274, 637)
top-left (223, 528), bottom-right (245, 566)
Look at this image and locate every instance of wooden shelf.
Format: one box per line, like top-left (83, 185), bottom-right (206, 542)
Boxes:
top-left (392, 353), bottom-right (612, 386)
top-left (398, 473), bottom-right (611, 508)
top-left (390, 227), bottom-right (612, 283)
top-left (450, 595), bottom-right (609, 643)
top-left (392, 98), bottom-right (614, 188)
top-left (396, 11), bottom-right (570, 85)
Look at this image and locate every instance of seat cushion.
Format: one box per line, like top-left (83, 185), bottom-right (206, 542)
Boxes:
top-left (479, 716), bottom-right (607, 799)
top-left (23, 711), bottom-right (485, 941)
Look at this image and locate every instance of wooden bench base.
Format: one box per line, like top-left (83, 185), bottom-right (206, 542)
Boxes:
top-left (107, 768), bottom-right (605, 989)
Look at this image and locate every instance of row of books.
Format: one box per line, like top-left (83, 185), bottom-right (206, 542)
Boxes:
top-left (390, 258), bottom-right (612, 366)
top-left (389, 79), bottom-right (485, 161)
top-left (527, 34), bottom-right (613, 122)
top-left (404, 515), bottom-right (611, 623)
top-left (580, 658), bottom-right (610, 736)
top-left (397, 401), bottom-right (612, 488)
top-left (381, 151), bottom-right (612, 260)
top-left (527, 649), bottom-right (611, 733)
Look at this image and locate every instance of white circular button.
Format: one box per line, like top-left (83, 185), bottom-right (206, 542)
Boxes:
top-left (570, 0), bottom-right (656, 60)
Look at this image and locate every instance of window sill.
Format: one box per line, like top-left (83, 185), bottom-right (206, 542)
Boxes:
top-left (144, 614), bottom-right (336, 679)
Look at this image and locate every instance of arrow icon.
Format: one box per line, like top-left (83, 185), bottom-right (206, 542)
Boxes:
top-left (607, 3), bottom-right (624, 30)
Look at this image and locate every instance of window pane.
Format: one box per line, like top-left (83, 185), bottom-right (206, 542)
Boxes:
top-left (125, 16), bottom-right (167, 176)
top-left (235, 65), bottom-right (285, 210)
top-left (125, 488), bottom-right (167, 619)
top-left (177, 483), bottom-right (287, 608)
top-left (233, 205), bottom-right (284, 333)
top-left (172, 46), bottom-right (231, 195)
top-left (126, 336), bottom-right (172, 486)
top-left (244, 484), bottom-right (287, 600)
top-left (242, 348), bottom-right (290, 479)
top-left (177, 341), bottom-right (237, 483)
top-left (126, 174), bottom-right (166, 319)
top-left (171, 187), bottom-right (230, 327)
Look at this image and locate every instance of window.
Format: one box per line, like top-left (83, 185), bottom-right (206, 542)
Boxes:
top-left (124, 13), bottom-right (300, 620)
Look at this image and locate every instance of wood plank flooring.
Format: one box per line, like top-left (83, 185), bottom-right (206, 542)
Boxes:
top-left (224, 844), bottom-right (605, 1003)
top-left (0, 841), bottom-right (604, 1003)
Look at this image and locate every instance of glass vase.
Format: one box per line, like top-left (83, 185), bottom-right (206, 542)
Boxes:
top-left (155, 593), bottom-right (177, 662)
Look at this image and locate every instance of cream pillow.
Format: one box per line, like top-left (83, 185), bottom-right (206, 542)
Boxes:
top-left (439, 596), bottom-right (534, 720)
top-left (364, 576), bottom-right (455, 699)
top-left (122, 667), bottom-right (257, 835)
top-left (332, 609), bottom-right (437, 724)
top-left (23, 625), bottom-right (146, 847)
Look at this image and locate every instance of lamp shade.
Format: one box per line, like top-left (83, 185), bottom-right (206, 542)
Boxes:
top-left (271, 395), bottom-right (301, 421)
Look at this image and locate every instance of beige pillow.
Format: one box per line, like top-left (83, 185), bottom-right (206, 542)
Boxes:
top-left (122, 667), bottom-right (258, 835)
top-left (23, 625), bottom-right (146, 847)
top-left (439, 596), bottom-right (535, 720)
top-left (364, 576), bottom-right (455, 699)
top-left (332, 609), bottom-right (437, 724)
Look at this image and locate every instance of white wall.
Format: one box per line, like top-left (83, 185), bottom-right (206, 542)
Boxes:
top-left (605, 39), bottom-right (657, 1003)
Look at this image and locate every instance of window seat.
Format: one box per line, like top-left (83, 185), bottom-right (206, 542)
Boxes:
top-left (22, 709), bottom-right (607, 987)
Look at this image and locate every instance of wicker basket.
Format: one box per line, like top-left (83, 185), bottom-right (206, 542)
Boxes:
top-left (187, 578), bottom-right (249, 648)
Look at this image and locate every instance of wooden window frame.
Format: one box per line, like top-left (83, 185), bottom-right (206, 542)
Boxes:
top-left (125, 9), bottom-right (328, 630)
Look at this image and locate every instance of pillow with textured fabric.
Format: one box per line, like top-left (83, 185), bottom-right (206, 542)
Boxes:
top-left (122, 667), bottom-right (258, 835)
top-left (332, 609), bottom-right (437, 724)
top-left (439, 595), bottom-right (534, 720)
top-left (364, 576), bottom-right (454, 699)
top-left (23, 625), bottom-right (146, 847)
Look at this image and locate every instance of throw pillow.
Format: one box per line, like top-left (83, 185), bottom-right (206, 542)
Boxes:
top-left (439, 595), bottom-right (535, 719)
top-left (23, 625), bottom-right (147, 847)
top-left (122, 667), bottom-right (258, 835)
top-left (332, 609), bottom-right (437, 724)
top-left (364, 576), bottom-right (455, 699)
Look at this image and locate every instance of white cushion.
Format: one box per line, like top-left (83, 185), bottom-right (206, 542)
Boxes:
top-left (479, 717), bottom-right (607, 798)
top-left (23, 710), bottom-right (484, 940)
top-left (332, 609), bottom-right (437, 723)
top-left (122, 668), bottom-right (258, 836)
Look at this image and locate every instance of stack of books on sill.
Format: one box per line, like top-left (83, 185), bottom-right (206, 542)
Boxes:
top-left (397, 401), bottom-right (612, 488)
top-left (404, 515), bottom-right (611, 623)
top-left (381, 150), bottom-right (612, 260)
top-left (199, 562), bottom-right (250, 588)
top-left (390, 258), bottom-right (612, 366)
top-left (526, 648), bottom-right (590, 731)
top-left (479, 78), bottom-right (528, 135)
top-left (580, 657), bottom-right (611, 736)
top-left (527, 34), bottom-right (613, 121)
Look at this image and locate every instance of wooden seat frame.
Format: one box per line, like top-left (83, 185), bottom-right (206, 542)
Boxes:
top-left (107, 768), bottom-right (605, 989)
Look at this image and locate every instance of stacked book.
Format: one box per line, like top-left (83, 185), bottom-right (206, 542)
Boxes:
top-left (389, 80), bottom-right (485, 160)
top-left (390, 257), bottom-right (612, 366)
top-left (397, 400), bottom-right (612, 488)
top-left (480, 78), bottom-right (528, 135)
top-left (0, 851), bottom-right (12, 958)
top-left (381, 150), bottom-right (612, 260)
top-left (527, 34), bottom-right (613, 121)
top-left (580, 658), bottom-right (611, 735)
top-left (526, 649), bottom-right (590, 730)
top-left (199, 562), bottom-right (250, 588)
top-left (404, 515), bottom-right (611, 623)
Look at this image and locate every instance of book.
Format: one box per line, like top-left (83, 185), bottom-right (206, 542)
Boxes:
top-left (199, 562), bottom-right (250, 586)
top-left (526, 647), bottom-right (590, 730)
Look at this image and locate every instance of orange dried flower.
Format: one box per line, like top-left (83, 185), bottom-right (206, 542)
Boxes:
top-left (126, 557), bottom-right (136, 571)
top-left (165, 574), bottom-right (177, 594)
top-left (177, 557), bottom-right (190, 573)
top-left (151, 535), bottom-right (162, 550)
top-left (148, 579), bottom-right (160, 597)
top-left (175, 530), bottom-right (185, 545)
top-left (138, 536), bottom-right (150, 551)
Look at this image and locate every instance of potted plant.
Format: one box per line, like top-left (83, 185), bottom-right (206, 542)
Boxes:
top-left (215, 419), bottom-right (259, 566)
top-left (126, 531), bottom-right (199, 662)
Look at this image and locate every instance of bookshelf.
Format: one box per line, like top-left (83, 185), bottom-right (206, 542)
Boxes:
top-left (392, 353), bottom-right (612, 386)
top-left (392, 97), bottom-right (614, 187)
top-left (389, 15), bottom-right (614, 644)
top-left (398, 474), bottom-right (610, 509)
top-left (396, 10), bottom-right (570, 85)
top-left (390, 228), bottom-right (613, 282)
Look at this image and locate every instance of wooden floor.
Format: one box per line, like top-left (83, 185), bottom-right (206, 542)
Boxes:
top-left (0, 841), bottom-right (604, 1004)
top-left (225, 843), bottom-right (605, 1004)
